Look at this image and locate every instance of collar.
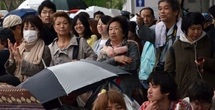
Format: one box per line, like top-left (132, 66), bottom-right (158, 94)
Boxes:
top-left (51, 35), bottom-right (79, 56)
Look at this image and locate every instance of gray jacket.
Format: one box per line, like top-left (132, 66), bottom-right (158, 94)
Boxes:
top-left (49, 35), bottom-right (97, 66)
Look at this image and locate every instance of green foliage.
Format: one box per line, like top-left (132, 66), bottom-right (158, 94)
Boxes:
top-left (84, 0), bottom-right (125, 10)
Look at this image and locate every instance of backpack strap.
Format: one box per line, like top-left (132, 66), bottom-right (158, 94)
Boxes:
top-left (73, 37), bottom-right (80, 60)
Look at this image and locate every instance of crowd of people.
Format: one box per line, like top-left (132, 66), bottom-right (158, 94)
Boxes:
top-left (0, 0), bottom-right (215, 109)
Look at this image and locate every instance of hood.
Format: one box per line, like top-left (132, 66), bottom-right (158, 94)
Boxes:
top-left (179, 31), bottom-right (206, 44)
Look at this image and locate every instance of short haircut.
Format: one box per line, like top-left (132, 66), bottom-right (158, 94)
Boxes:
top-left (139, 7), bottom-right (155, 18)
top-left (94, 11), bottom-right (104, 18)
top-left (107, 16), bottom-right (129, 39)
top-left (92, 90), bottom-right (126, 110)
top-left (208, 5), bottom-right (215, 18)
top-left (71, 14), bottom-right (92, 39)
top-left (38, 0), bottom-right (56, 16)
top-left (0, 28), bottom-right (15, 45)
top-left (186, 79), bottom-right (214, 103)
top-left (53, 11), bottom-right (71, 25)
top-left (0, 33), bottom-right (8, 47)
top-left (100, 15), bottom-right (111, 25)
top-left (128, 21), bottom-right (137, 33)
top-left (147, 71), bottom-right (178, 101)
top-left (78, 12), bottom-right (90, 20)
top-left (21, 15), bottom-right (44, 40)
top-left (158, 0), bottom-right (180, 14)
top-left (181, 12), bottom-right (205, 35)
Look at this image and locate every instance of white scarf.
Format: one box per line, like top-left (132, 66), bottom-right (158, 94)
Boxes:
top-left (155, 18), bottom-right (182, 48)
top-left (179, 31), bottom-right (206, 44)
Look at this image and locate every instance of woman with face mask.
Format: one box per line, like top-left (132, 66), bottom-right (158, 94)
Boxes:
top-left (5, 15), bottom-right (51, 82)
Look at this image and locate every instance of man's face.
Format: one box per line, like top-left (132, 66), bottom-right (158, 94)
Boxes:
top-left (140, 9), bottom-right (154, 27)
top-left (39, 7), bottom-right (54, 24)
top-left (191, 100), bottom-right (211, 110)
top-left (94, 14), bottom-right (102, 21)
top-left (158, 1), bottom-right (178, 23)
top-left (147, 82), bottom-right (168, 102)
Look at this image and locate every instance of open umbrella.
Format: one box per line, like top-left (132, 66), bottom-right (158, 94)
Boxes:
top-left (50, 0), bottom-right (88, 11)
top-left (0, 83), bottom-right (44, 109)
top-left (17, 60), bottom-right (129, 105)
top-left (5, 8), bottom-right (37, 19)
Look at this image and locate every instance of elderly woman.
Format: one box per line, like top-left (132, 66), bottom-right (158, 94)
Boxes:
top-left (97, 16), bottom-right (141, 97)
top-left (5, 15), bottom-right (51, 82)
top-left (93, 15), bottom-right (112, 55)
top-left (165, 12), bottom-right (215, 98)
top-left (49, 12), bottom-right (97, 66)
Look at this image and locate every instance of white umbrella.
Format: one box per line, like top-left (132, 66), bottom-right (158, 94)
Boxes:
top-left (18, 0), bottom-right (45, 10)
top-left (70, 6), bottom-right (121, 18)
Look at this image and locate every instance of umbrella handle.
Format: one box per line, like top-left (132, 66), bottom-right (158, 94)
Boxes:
top-left (42, 58), bottom-right (47, 68)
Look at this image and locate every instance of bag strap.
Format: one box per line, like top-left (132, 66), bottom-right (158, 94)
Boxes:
top-left (73, 37), bottom-right (80, 60)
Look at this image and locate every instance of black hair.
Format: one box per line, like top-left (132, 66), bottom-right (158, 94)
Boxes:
top-left (107, 16), bottom-right (129, 39)
top-left (0, 74), bottom-right (21, 86)
top-left (38, 0), bottom-right (56, 16)
top-left (100, 15), bottom-right (112, 25)
top-left (0, 28), bottom-right (15, 45)
top-left (181, 12), bottom-right (205, 35)
top-left (78, 12), bottom-right (90, 20)
top-left (121, 11), bottom-right (130, 20)
top-left (71, 14), bottom-right (92, 40)
top-left (94, 11), bottom-right (104, 18)
top-left (147, 71), bottom-right (178, 101)
top-left (158, 0), bottom-right (180, 16)
top-left (21, 15), bottom-right (45, 40)
top-left (186, 79), bottom-right (214, 103)
top-left (208, 5), bottom-right (215, 18)
top-left (139, 7), bottom-right (155, 18)
top-left (128, 21), bottom-right (137, 33)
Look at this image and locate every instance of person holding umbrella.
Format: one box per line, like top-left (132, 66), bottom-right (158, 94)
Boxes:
top-left (5, 15), bottom-right (51, 82)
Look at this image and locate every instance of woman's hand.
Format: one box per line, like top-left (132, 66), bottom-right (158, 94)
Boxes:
top-left (8, 39), bottom-right (22, 63)
top-left (114, 55), bottom-right (132, 65)
top-left (195, 57), bottom-right (205, 73)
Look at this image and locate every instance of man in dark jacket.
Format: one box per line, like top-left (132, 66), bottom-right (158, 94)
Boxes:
top-left (38, 0), bottom-right (57, 45)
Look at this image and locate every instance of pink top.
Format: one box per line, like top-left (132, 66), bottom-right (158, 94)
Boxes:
top-left (139, 100), bottom-right (192, 110)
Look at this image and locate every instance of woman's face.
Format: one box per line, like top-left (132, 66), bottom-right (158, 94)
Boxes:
top-left (106, 101), bottom-right (125, 110)
top-left (23, 22), bottom-right (38, 31)
top-left (54, 17), bottom-right (70, 36)
top-left (158, 1), bottom-right (178, 23)
top-left (147, 82), bottom-right (168, 101)
top-left (97, 19), bottom-right (108, 35)
top-left (74, 19), bottom-right (85, 36)
top-left (187, 24), bottom-right (203, 41)
top-left (108, 21), bottom-right (124, 42)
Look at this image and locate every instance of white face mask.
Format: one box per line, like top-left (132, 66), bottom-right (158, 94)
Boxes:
top-left (23, 30), bottom-right (38, 42)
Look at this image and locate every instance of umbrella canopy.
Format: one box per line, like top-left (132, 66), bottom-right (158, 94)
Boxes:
top-left (50, 0), bottom-right (87, 10)
top-left (17, 60), bottom-right (129, 104)
top-left (5, 8), bottom-right (37, 19)
top-left (71, 6), bottom-right (121, 18)
top-left (0, 83), bottom-right (44, 109)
